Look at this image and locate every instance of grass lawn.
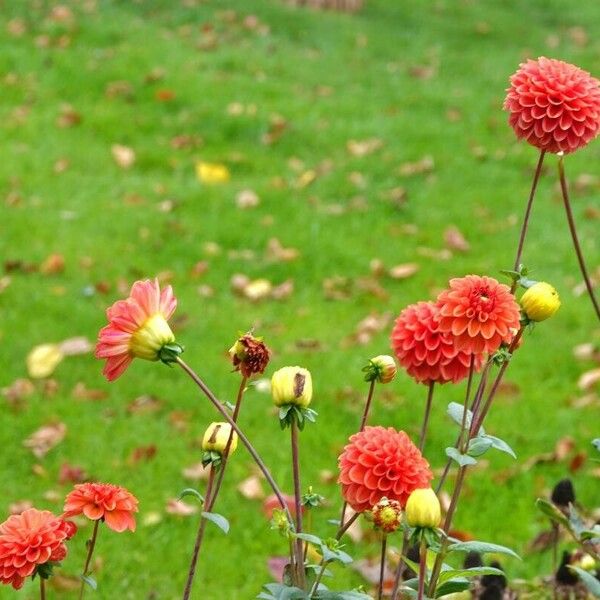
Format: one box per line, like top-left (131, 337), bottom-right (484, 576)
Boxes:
top-left (1, 0), bottom-right (599, 598)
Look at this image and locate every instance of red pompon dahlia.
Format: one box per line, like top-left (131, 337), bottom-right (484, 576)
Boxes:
top-left (96, 278), bottom-right (181, 381)
top-left (391, 301), bottom-right (483, 384)
top-left (338, 426), bottom-right (433, 513)
top-left (504, 57), bottom-right (600, 154)
top-left (63, 483), bottom-right (139, 533)
top-left (436, 275), bottom-right (521, 355)
top-left (0, 509), bottom-right (76, 590)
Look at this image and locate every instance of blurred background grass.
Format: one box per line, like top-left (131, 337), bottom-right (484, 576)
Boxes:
top-left (1, 0), bottom-right (599, 598)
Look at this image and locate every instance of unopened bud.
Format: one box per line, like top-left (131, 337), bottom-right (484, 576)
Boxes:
top-left (271, 366), bottom-right (312, 408)
top-left (405, 488), bottom-right (441, 529)
top-left (363, 355), bottom-right (397, 384)
top-left (521, 282), bottom-right (560, 322)
top-left (201, 422), bottom-right (238, 457)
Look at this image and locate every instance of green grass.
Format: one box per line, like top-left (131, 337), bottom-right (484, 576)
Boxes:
top-left (1, 0), bottom-right (599, 597)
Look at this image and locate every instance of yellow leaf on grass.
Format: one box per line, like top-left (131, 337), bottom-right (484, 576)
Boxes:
top-left (196, 161), bottom-right (230, 184)
top-left (26, 344), bottom-right (64, 378)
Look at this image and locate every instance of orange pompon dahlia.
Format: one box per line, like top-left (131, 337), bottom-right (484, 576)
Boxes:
top-left (436, 275), bottom-right (521, 355)
top-left (338, 426), bottom-right (432, 513)
top-left (96, 278), bottom-right (182, 381)
top-left (504, 57), bottom-right (600, 154)
top-left (391, 301), bottom-right (483, 385)
top-left (0, 509), bottom-right (76, 590)
top-left (63, 483), bottom-right (138, 533)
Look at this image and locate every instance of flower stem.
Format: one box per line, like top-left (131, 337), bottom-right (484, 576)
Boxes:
top-left (418, 382), bottom-right (435, 452)
top-left (40, 577), bottom-right (46, 600)
top-left (512, 149), bottom-right (546, 284)
top-left (176, 358), bottom-right (292, 523)
top-left (309, 558), bottom-right (328, 598)
top-left (390, 531), bottom-right (409, 600)
top-left (291, 418), bottom-right (306, 589)
top-left (182, 467), bottom-right (216, 600)
top-left (377, 535), bottom-right (387, 600)
top-left (417, 539), bottom-right (427, 600)
top-left (78, 519), bottom-right (100, 600)
top-left (558, 155), bottom-right (600, 321)
top-left (335, 511), bottom-right (359, 540)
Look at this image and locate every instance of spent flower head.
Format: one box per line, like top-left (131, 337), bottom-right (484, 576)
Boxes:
top-left (229, 332), bottom-right (271, 378)
top-left (371, 497), bottom-right (403, 534)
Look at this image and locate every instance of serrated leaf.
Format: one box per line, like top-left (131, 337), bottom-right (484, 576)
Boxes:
top-left (80, 574), bottom-right (97, 590)
top-left (484, 435), bottom-right (517, 459)
top-left (467, 436), bottom-right (493, 457)
top-left (178, 488), bottom-right (204, 503)
top-left (535, 498), bottom-right (570, 529)
top-left (569, 567), bottom-right (600, 598)
top-left (437, 566), bottom-right (505, 585)
top-left (201, 511), bottom-right (230, 534)
top-left (446, 447), bottom-right (477, 467)
top-left (448, 540), bottom-right (520, 560)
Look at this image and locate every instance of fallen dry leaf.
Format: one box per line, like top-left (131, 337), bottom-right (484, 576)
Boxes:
top-left (238, 475), bottom-right (265, 500)
top-left (127, 394), bottom-right (163, 415)
top-left (26, 344), bottom-right (64, 379)
top-left (347, 138), bottom-right (383, 157)
top-left (166, 498), bottom-right (199, 516)
top-left (578, 368), bottom-right (600, 391)
top-left (58, 336), bottom-right (93, 356)
top-left (40, 253), bottom-right (65, 274)
top-left (127, 445), bottom-right (157, 465)
top-left (2, 378), bottom-right (35, 405)
top-left (266, 238), bottom-right (299, 262)
top-left (182, 462), bottom-right (210, 481)
top-left (444, 226), bottom-right (470, 252)
top-left (23, 422), bottom-right (67, 458)
top-left (271, 279), bottom-right (294, 300)
top-left (236, 189), bottom-right (259, 208)
top-left (58, 462), bottom-right (88, 485)
top-left (243, 278), bottom-right (273, 301)
top-left (111, 144), bottom-right (136, 169)
top-left (196, 161), bottom-right (230, 184)
top-left (388, 263), bottom-right (419, 280)
top-left (399, 155), bottom-right (434, 176)
top-left (9, 500), bottom-right (33, 515)
top-left (71, 382), bottom-right (107, 401)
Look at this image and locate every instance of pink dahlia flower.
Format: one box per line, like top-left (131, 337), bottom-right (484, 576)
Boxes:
top-left (391, 301), bottom-right (484, 384)
top-left (63, 483), bottom-right (139, 533)
top-left (96, 278), bottom-right (178, 381)
top-left (504, 57), bottom-right (600, 154)
top-left (436, 275), bottom-right (521, 355)
top-left (0, 509), bottom-right (76, 590)
top-left (338, 426), bottom-right (432, 512)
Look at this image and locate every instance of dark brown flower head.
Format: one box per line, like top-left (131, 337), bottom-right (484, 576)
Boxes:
top-left (551, 478), bottom-right (575, 509)
top-left (229, 333), bottom-right (270, 378)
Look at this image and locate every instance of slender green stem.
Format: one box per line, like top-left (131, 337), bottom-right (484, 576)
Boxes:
top-left (377, 535), bottom-right (387, 600)
top-left (511, 149), bottom-right (546, 289)
top-left (78, 519), bottom-right (100, 600)
top-left (390, 531), bottom-right (409, 600)
top-left (40, 577), bottom-right (46, 600)
top-left (291, 419), bottom-right (306, 589)
top-left (558, 155), bottom-right (600, 321)
top-left (417, 539), bottom-right (427, 600)
top-left (335, 511), bottom-right (359, 540)
top-left (176, 358), bottom-right (292, 524)
top-left (309, 558), bottom-right (329, 598)
top-left (182, 467), bottom-right (216, 600)
top-left (418, 382), bottom-right (435, 452)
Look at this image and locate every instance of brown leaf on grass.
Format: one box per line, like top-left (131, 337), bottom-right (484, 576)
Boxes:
top-left (573, 343), bottom-right (599, 361)
top-left (569, 452), bottom-right (587, 473)
top-left (349, 312), bottom-right (393, 346)
top-left (347, 138), bottom-right (383, 157)
top-left (165, 499), bottom-right (199, 516)
top-left (398, 155), bottom-right (434, 176)
top-left (323, 276), bottom-right (352, 300)
top-left (244, 279), bottom-right (273, 301)
top-left (238, 475), bottom-right (265, 500)
top-left (23, 423), bottom-right (66, 458)
top-left (127, 445), bottom-right (157, 466)
top-left (127, 395), bottom-right (163, 415)
top-left (266, 238), bottom-right (299, 262)
top-left (408, 64), bottom-right (437, 80)
top-left (39, 254), bottom-right (65, 275)
top-left (388, 263), bottom-right (419, 280)
top-left (236, 189), bottom-right (260, 209)
top-left (444, 226), bottom-right (470, 252)
top-left (170, 134), bottom-right (202, 149)
top-left (111, 144), bottom-right (136, 169)
top-left (0, 275), bottom-right (11, 294)
top-left (2, 378), bottom-right (35, 405)
top-left (295, 169), bottom-right (317, 189)
top-left (169, 410), bottom-right (191, 432)
top-left (271, 279), bottom-right (294, 300)
top-left (182, 462), bottom-right (210, 482)
top-left (71, 382), bottom-right (107, 401)
top-left (417, 246), bottom-right (453, 261)
top-left (319, 470), bottom-right (335, 484)
top-left (261, 114), bottom-right (287, 145)
top-left (58, 462), bottom-right (88, 485)
top-left (26, 344), bottom-right (64, 379)
top-left (7, 18), bottom-right (27, 37)
top-left (555, 436), bottom-right (575, 460)
top-left (58, 336), bottom-right (93, 356)
top-left (9, 500), bottom-right (33, 515)
top-left (56, 104), bottom-right (81, 128)
top-left (105, 80), bottom-right (134, 99)
top-left (49, 573), bottom-right (81, 592)
top-left (578, 368), bottom-right (600, 390)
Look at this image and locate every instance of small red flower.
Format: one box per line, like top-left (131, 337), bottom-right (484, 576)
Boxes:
top-left (391, 301), bottom-right (483, 384)
top-left (504, 57), bottom-right (600, 154)
top-left (338, 426), bottom-right (432, 513)
top-left (436, 275), bottom-right (521, 355)
top-left (63, 483), bottom-right (138, 533)
top-left (0, 509), bottom-right (76, 590)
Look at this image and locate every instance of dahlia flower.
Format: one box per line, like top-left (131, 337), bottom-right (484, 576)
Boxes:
top-left (0, 509), bottom-right (76, 590)
top-left (338, 426), bottom-right (432, 512)
top-left (371, 497), bottom-right (403, 533)
top-left (436, 276), bottom-right (521, 355)
top-left (391, 301), bottom-right (483, 384)
top-left (63, 483), bottom-right (138, 533)
top-left (229, 333), bottom-right (271, 378)
top-left (96, 278), bottom-right (181, 381)
top-left (504, 57), bottom-right (600, 154)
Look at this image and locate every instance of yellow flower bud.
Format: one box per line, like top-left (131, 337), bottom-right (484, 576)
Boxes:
top-left (201, 422), bottom-right (238, 456)
top-left (271, 366), bottom-right (313, 408)
top-left (520, 282), bottom-right (560, 322)
top-left (405, 488), bottom-right (441, 529)
top-left (129, 314), bottom-right (176, 360)
top-left (365, 355), bottom-right (397, 384)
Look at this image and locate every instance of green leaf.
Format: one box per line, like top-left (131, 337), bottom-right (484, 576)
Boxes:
top-left (446, 402), bottom-right (484, 435)
top-left (484, 435), bottom-right (517, 459)
top-left (80, 574), bottom-right (97, 590)
top-left (434, 580), bottom-right (471, 597)
top-left (201, 511), bottom-right (230, 534)
top-left (446, 447), bottom-right (477, 467)
top-left (178, 488), bottom-right (204, 504)
top-left (294, 532), bottom-right (323, 545)
top-left (535, 498), bottom-right (570, 529)
top-left (322, 546), bottom-right (353, 565)
top-left (437, 566), bottom-right (505, 585)
top-left (569, 567), bottom-right (600, 598)
top-left (257, 583), bottom-right (308, 599)
top-left (447, 541), bottom-right (521, 560)
top-left (467, 436), bottom-right (493, 457)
